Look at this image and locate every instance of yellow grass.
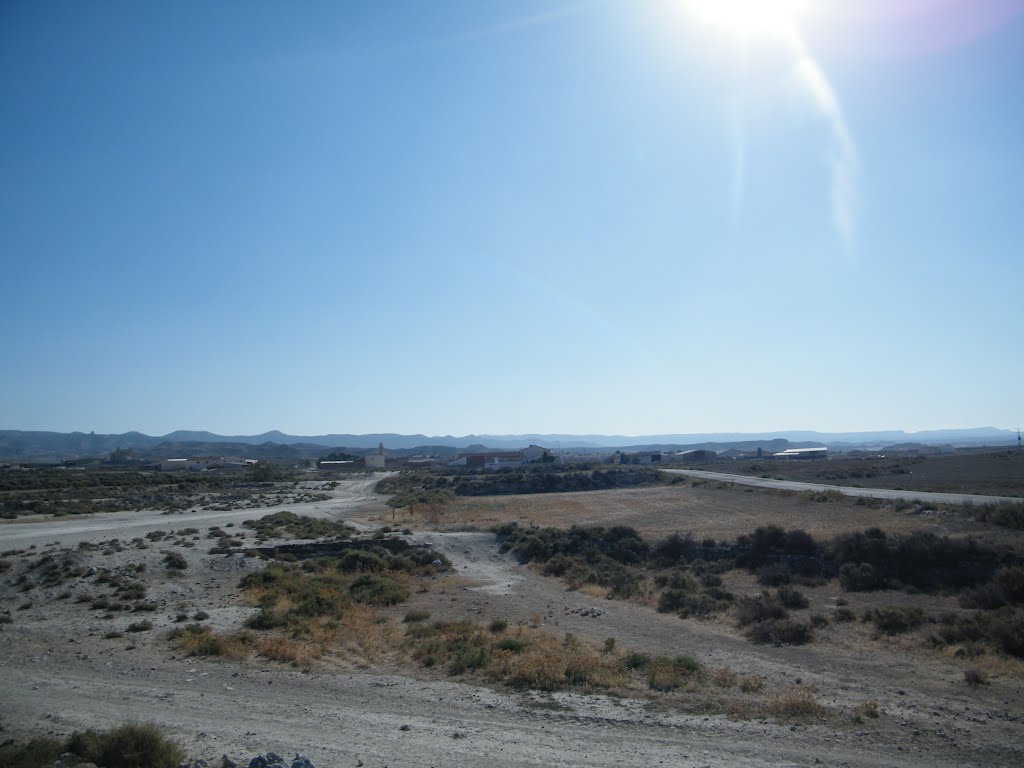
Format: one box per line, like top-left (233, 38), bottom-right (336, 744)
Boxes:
top-left (712, 666), bottom-right (737, 688)
top-left (764, 686), bottom-right (828, 718)
top-left (437, 484), bottom-right (987, 542)
top-left (576, 584), bottom-right (608, 600)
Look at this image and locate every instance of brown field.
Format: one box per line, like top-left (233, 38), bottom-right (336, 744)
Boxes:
top-left (709, 450), bottom-right (1024, 497)
top-left (372, 480), bottom-right (1024, 548)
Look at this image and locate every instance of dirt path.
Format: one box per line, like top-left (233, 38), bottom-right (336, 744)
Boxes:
top-left (0, 474), bottom-right (389, 548)
top-left (2, 478), bottom-right (1022, 768)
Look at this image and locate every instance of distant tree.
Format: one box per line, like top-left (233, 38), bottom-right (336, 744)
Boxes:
top-left (320, 451), bottom-right (358, 463)
top-left (109, 447), bottom-right (134, 465)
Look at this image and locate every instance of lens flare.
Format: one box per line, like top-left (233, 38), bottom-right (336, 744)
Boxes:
top-left (686, 0), bottom-right (806, 39)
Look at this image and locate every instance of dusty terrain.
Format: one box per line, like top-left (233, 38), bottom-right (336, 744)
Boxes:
top-left (2, 476), bottom-right (1022, 767)
top-left (704, 452), bottom-right (1024, 497)
top-left (389, 481), bottom-right (1024, 549)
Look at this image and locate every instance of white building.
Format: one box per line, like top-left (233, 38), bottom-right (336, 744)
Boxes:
top-left (364, 442), bottom-right (386, 470)
top-left (773, 447), bottom-right (828, 460)
top-left (521, 445), bottom-right (551, 462)
top-left (159, 456), bottom-right (224, 472)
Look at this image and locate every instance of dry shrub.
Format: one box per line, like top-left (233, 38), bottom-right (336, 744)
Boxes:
top-left (851, 700), bottom-right (881, 722)
top-left (257, 635), bottom-right (316, 667)
top-left (577, 583), bottom-right (609, 600)
top-left (712, 666), bottom-right (737, 688)
top-left (499, 648), bottom-right (567, 691)
top-left (869, 606), bottom-right (926, 636)
top-left (412, 622), bottom-right (628, 693)
top-left (171, 624), bottom-right (248, 659)
top-left (739, 675), bottom-right (765, 693)
top-left (646, 656), bottom-right (701, 692)
top-left (0, 736), bottom-right (66, 768)
top-left (744, 618), bottom-right (813, 645)
top-left (564, 652), bottom-right (628, 689)
top-left (335, 604), bottom-right (402, 663)
top-left (489, 618), bottom-right (508, 633)
top-left (964, 668), bottom-right (989, 687)
top-left (66, 722), bottom-right (185, 768)
top-left (765, 687), bottom-right (827, 718)
top-left (833, 606), bottom-right (856, 623)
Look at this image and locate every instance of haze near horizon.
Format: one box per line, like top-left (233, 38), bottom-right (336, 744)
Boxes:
top-left (1, 1), bottom-right (1021, 437)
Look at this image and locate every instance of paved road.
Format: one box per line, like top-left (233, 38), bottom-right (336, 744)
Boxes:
top-left (662, 468), bottom-right (1022, 505)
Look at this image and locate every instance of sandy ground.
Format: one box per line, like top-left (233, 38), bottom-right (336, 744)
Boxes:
top-left (2, 477), bottom-right (1022, 768)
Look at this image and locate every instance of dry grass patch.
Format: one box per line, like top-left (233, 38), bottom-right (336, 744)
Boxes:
top-left (739, 675), bottom-right (765, 693)
top-left (443, 484), bottom-right (966, 542)
top-left (333, 603), bottom-right (403, 665)
top-left (407, 622), bottom-right (640, 693)
top-left (255, 635), bottom-right (317, 667)
top-left (764, 686), bottom-right (829, 719)
top-left (851, 700), bottom-right (882, 722)
top-left (712, 666), bottom-right (737, 688)
top-left (170, 624), bottom-right (248, 659)
top-left (577, 583), bottom-right (610, 600)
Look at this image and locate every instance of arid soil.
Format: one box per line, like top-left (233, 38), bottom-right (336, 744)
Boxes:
top-left (706, 452), bottom-right (1024, 497)
top-left (391, 482), bottom-right (1024, 549)
top-left (2, 476), bottom-right (1022, 767)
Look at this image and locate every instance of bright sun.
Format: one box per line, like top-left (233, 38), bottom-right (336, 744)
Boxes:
top-left (686, 0), bottom-right (806, 39)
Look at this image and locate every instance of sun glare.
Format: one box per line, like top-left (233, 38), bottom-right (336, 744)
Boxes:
top-left (686, 0), bottom-right (806, 39)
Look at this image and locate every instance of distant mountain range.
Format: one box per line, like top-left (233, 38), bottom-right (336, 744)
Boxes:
top-left (0, 427), bottom-right (1017, 461)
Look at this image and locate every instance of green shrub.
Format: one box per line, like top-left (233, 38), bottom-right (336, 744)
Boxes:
top-left (338, 550), bottom-right (389, 572)
top-left (69, 722), bottom-right (185, 768)
top-left (932, 607), bottom-right (1024, 657)
top-left (243, 511), bottom-right (355, 540)
top-left (448, 638), bottom-right (491, 675)
top-left (832, 530), bottom-right (1000, 593)
top-left (495, 637), bottom-right (530, 654)
top-left (623, 651), bottom-right (652, 670)
top-left (646, 655), bottom-right (701, 691)
top-left (833, 606), bottom-right (856, 622)
top-left (735, 591), bottom-right (788, 626)
top-left (170, 623), bottom-right (247, 658)
top-left (776, 585), bottom-right (809, 609)
top-left (489, 618), bottom-right (508, 633)
top-left (163, 552), bottom-right (187, 570)
top-left (869, 606), bottom-right (926, 635)
top-left (839, 562), bottom-right (885, 591)
top-left (757, 563), bottom-right (793, 586)
top-left (404, 609), bottom-right (431, 623)
top-left (975, 501), bottom-right (1024, 530)
top-left (0, 736), bottom-right (66, 768)
top-left (349, 574), bottom-right (409, 606)
top-left (658, 588), bottom-right (731, 619)
top-left (745, 618), bottom-right (813, 645)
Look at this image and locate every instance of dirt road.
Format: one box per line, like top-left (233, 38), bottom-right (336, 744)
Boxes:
top-left (2, 477), bottom-right (1021, 768)
top-left (0, 474), bottom-right (387, 549)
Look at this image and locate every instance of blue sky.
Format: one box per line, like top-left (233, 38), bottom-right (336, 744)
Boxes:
top-left (1, 0), bottom-right (1022, 437)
